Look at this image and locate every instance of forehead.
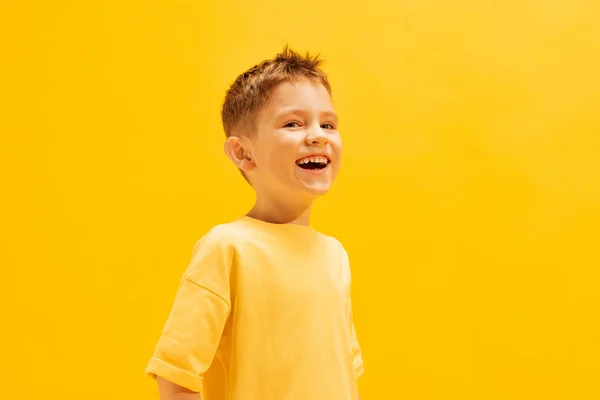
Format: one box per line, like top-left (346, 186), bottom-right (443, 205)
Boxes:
top-left (260, 79), bottom-right (334, 118)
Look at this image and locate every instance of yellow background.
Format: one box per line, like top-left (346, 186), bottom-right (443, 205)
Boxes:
top-left (2, 0), bottom-right (600, 399)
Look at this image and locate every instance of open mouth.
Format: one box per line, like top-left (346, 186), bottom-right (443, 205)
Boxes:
top-left (295, 155), bottom-right (330, 170)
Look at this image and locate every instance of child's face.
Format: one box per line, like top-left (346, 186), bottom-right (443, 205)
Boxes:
top-left (248, 78), bottom-right (342, 199)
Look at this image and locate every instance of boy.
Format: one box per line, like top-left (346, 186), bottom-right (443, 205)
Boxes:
top-left (145, 45), bottom-right (364, 400)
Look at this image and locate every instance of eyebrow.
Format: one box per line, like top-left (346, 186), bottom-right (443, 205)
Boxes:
top-left (276, 107), bottom-right (339, 122)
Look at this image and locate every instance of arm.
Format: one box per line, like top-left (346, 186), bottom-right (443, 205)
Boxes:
top-left (157, 377), bottom-right (201, 400)
top-left (146, 235), bottom-right (233, 399)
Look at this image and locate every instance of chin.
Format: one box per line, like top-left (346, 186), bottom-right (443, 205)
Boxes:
top-left (298, 180), bottom-right (333, 197)
top-left (290, 167), bottom-right (338, 198)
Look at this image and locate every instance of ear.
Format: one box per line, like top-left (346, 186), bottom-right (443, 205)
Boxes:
top-left (224, 136), bottom-right (256, 172)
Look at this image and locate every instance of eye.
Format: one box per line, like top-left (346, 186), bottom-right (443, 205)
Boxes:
top-left (321, 123), bottom-right (335, 130)
top-left (284, 121), bottom-right (301, 128)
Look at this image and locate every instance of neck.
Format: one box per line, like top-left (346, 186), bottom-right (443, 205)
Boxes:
top-left (247, 192), bottom-right (314, 226)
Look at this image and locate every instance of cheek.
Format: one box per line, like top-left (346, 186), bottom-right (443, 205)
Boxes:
top-left (332, 134), bottom-right (343, 157)
top-left (263, 145), bottom-right (295, 171)
top-left (270, 137), bottom-right (301, 162)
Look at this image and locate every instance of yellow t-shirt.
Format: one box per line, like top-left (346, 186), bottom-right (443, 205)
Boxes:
top-left (145, 216), bottom-right (363, 400)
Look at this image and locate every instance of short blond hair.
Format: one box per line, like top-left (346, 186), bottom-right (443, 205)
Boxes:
top-left (221, 44), bottom-right (332, 139)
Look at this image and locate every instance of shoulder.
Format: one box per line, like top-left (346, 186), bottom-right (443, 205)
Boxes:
top-left (192, 219), bottom-right (243, 257)
top-left (316, 233), bottom-right (354, 290)
top-left (191, 220), bottom-right (249, 252)
top-left (186, 218), bottom-right (261, 268)
top-left (184, 224), bottom-right (245, 284)
top-left (317, 232), bottom-right (349, 257)
top-left (314, 232), bottom-right (351, 270)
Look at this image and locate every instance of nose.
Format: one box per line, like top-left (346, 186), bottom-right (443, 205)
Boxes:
top-left (306, 125), bottom-right (329, 146)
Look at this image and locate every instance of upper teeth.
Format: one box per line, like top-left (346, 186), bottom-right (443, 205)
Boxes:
top-left (296, 156), bottom-right (329, 165)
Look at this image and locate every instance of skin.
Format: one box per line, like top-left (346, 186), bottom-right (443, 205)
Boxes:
top-left (157, 377), bottom-right (199, 400)
top-left (157, 78), bottom-right (361, 399)
top-left (224, 77), bottom-right (343, 226)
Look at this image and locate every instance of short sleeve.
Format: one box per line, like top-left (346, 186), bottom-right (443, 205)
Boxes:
top-left (145, 232), bottom-right (233, 392)
top-left (339, 240), bottom-right (364, 379)
top-left (348, 296), bottom-right (364, 378)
